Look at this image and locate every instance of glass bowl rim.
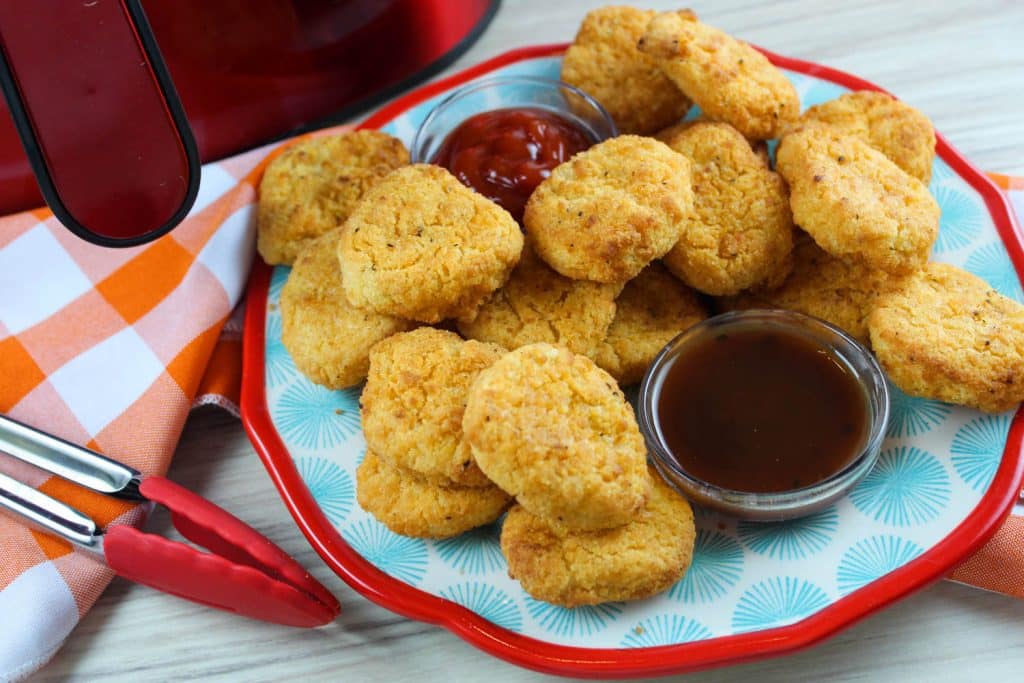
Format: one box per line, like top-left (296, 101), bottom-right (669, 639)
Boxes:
top-left (637, 308), bottom-right (891, 518)
top-left (409, 74), bottom-right (618, 163)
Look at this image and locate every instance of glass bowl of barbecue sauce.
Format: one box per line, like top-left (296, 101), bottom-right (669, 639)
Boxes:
top-left (638, 310), bottom-right (889, 521)
top-left (411, 76), bottom-right (617, 222)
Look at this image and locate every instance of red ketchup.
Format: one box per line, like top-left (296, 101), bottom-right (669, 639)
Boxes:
top-left (432, 107), bottom-right (593, 222)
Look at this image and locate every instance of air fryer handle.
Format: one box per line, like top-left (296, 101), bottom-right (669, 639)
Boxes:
top-left (0, 0), bottom-right (199, 247)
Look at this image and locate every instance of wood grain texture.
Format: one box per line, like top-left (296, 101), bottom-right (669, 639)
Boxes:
top-left (39, 1), bottom-right (1024, 680)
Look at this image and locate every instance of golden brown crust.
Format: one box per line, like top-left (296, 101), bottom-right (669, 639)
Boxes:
top-left (638, 11), bottom-right (799, 140)
top-left (280, 230), bottom-right (413, 389)
top-left (776, 127), bottom-right (939, 274)
top-left (718, 232), bottom-right (910, 345)
top-left (560, 6), bottom-right (690, 135)
top-left (660, 122), bottom-right (795, 295)
top-left (257, 131), bottom-right (409, 265)
top-left (868, 263), bottom-right (1024, 413)
top-left (338, 164), bottom-right (524, 323)
top-left (356, 450), bottom-right (511, 539)
top-left (463, 343), bottom-right (650, 531)
top-left (360, 328), bottom-right (503, 487)
top-left (457, 245), bottom-right (620, 361)
top-left (596, 262), bottom-right (707, 385)
top-left (792, 91), bottom-right (936, 183)
top-left (524, 136), bottom-right (693, 283)
top-left (500, 470), bottom-right (695, 607)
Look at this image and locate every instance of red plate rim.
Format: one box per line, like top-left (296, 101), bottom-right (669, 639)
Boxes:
top-left (241, 43), bottom-right (1024, 678)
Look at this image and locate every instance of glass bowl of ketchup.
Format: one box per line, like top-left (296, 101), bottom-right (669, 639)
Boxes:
top-left (411, 75), bottom-right (617, 222)
top-left (638, 310), bottom-right (890, 522)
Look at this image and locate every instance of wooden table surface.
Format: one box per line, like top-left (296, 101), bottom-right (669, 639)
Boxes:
top-left (39, 1), bottom-right (1024, 680)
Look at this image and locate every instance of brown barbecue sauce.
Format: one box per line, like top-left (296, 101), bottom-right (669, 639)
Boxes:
top-left (654, 326), bottom-right (869, 493)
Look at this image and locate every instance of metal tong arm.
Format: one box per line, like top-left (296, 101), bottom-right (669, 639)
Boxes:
top-left (0, 470), bottom-right (100, 550)
top-left (0, 414), bottom-right (144, 552)
top-left (0, 414), bottom-right (142, 497)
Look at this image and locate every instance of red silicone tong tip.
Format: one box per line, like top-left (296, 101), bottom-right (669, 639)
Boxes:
top-left (104, 477), bottom-right (339, 626)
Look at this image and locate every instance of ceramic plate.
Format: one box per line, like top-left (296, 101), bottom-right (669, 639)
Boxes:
top-left (241, 45), bottom-right (1024, 677)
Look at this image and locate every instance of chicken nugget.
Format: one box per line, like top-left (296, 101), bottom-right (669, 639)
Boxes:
top-left (463, 343), bottom-right (650, 531)
top-left (793, 91), bottom-right (935, 183)
top-left (596, 262), bottom-right (707, 385)
top-left (776, 127), bottom-right (939, 274)
top-left (561, 6), bottom-right (690, 135)
top-left (280, 230), bottom-right (413, 389)
top-left (660, 122), bottom-right (794, 295)
top-left (719, 233), bottom-right (908, 344)
top-left (524, 135), bottom-right (693, 283)
top-left (868, 263), bottom-right (1024, 413)
top-left (638, 10), bottom-right (799, 140)
top-left (258, 131), bottom-right (408, 265)
top-left (361, 328), bottom-right (503, 488)
top-left (457, 244), bottom-right (620, 360)
top-left (500, 470), bottom-right (695, 607)
top-left (356, 450), bottom-right (510, 539)
top-left (339, 164), bottom-right (523, 323)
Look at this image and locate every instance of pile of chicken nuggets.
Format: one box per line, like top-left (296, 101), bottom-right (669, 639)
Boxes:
top-left (257, 6), bottom-right (1024, 608)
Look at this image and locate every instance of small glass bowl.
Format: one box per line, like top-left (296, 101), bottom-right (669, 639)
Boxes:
top-left (638, 310), bottom-right (890, 521)
top-left (410, 75), bottom-right (618, 164)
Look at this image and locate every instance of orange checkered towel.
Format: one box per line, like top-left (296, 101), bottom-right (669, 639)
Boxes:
top-left (0, 128), bottom-right (1022, 680)
top-left (0, 136), bottom-right (282, 682)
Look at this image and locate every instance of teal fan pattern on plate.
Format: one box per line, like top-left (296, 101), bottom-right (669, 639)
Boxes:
top-left (296, 456), bottom-right (354, 525)
top-left (342, 519), bottom-right (428, 586)
top-left (731, 577), bottom-right (830, 632)
top-left (620, 615), bottom-right (712, 648)
top-left (435, 524), bottom-right (505, 575)
top-left (951, 414), bottom-right (1010, 491)
top-left (264, 313), bottom-right (295, 387)
top-left (525, 599), bottom-right (623, 638)
top-left (836, 535), bottom-right (923, 595)
top-left (886, 382), bottom-right (951, 439)
top-left (669, 530), bottom-right (744, 603)
top-left (931, 184), bottom-right (986, 254)
top-left (275, 382), bottom-right (361, 449)
top-left (849, 447), bottom-right (951, 527)
top-left (737, 508), bottom-right (838, 560)
top-left (440, 582), bottom-right (522, 632)
top-left (258, 52), bottom-right (1017, 650)
top-left (928, 158), bottom-right (957, 187)
top-left (965, 242), bottom-right (1024, 301)
top-left (269, 265), bottom-right (290, 301)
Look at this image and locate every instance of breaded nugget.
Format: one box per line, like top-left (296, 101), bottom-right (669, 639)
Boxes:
top-left (463, 343), bottom-right (650, 530)
top-left (561, 6), bottom-right (690, 135)
top-left (638, 10), bottom-right (799, 140)
top-left (280, 230), bottom-right (413, 389)
top-left (776, 127), bottom-right (939, 274)
top-left (653, 118), bottom-right (698, 143)
top-left (524, 136), bottom-right (693, 283)
top-left (719, 233), bottom-right (908, 344)
top-left (457, 245), bottom-right (620, 360)
top-left (258, 131), bottom-right (408, 265)
top-left (500, 470), bottom-right (695, 607)
top-left (361, 328), bottom-right (503, 488)
top-left (356, 450), bottom-right (510, 539)
top-left (868, 263), bottom-right (1024, 413)
top-left (660, 122), bottom-right (795, 295)
top-left (596, 262), bottom-right (707, 384)
top-left (794, 91), bottom-right (935, 183)
top-left (339, 164), bottom-right (523, 323)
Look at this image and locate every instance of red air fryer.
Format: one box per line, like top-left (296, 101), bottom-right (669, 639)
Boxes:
top-left (0, 0), bottom-right (498, 246)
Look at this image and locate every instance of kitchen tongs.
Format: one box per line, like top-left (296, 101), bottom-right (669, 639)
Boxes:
top-left (0, 413), bottom-right (339, 626)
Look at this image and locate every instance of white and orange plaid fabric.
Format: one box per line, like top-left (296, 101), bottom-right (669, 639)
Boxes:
top-left (0, 136), bottom-right (286, 682)
top-left (0, 127), bottom-right (1021, 680)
